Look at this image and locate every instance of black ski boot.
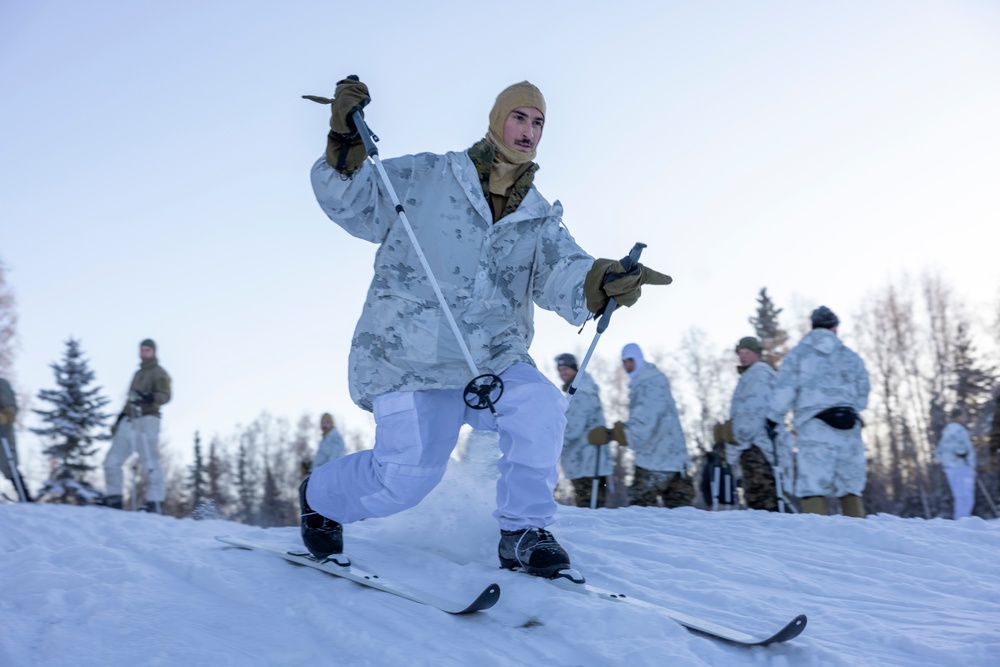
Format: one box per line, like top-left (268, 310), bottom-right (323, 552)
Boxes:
top-left (97, 494), bottom-right (123, 510)
top-left (498, 527), bottom-right (571, 578)
top-left (299, 477), bottom-right (343, 560)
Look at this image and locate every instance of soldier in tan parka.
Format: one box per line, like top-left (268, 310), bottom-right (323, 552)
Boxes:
top-left (101, 339), bottom-right (171, 511)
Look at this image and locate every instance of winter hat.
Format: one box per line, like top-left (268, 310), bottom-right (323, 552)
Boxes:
top-left (735, 336), bottom-right (762, 354)
top-left (555, 353), bottom-right (578, 370)
top-left (810, 306), bottom-right (840, 330)
top-left (139, 338), bottom-right (156, 352)
top-left (621, 343), bottom-right (647, 382)
top-left (485, 81), bottom-right (545, 194)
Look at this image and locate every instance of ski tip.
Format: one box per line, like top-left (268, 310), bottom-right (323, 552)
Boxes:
top-left (457, 583), bottom-right (501, 614)
top-left (552, 568), bottom-right (586, 584)
top-left (758, 614), bottom-right (808, 645)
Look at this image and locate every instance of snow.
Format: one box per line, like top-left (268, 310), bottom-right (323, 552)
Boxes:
top-left (2, 449), bottom-right (999, 667)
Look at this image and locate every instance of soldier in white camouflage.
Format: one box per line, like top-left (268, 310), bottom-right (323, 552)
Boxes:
top-left (554, 353), bottom-right (611, 508)
top-left (767, 307), bottom-right (870, 518)
top-left (935, 408), bottom-right (977, 519)
top-left (590, 343), bottom-right (692, 508)
top-left (727, 336), bottom-right (794, 511)
top-left (300, 77), bottom-right (672, 577)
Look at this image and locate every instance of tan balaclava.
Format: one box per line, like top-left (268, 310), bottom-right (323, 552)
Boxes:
top-left (486, 81), bottom-right (546, 196)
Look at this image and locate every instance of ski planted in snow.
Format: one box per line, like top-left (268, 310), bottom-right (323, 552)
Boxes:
top-left (215, 535), bottom-right (500, 615)
top-left (540, 568), bottom-right (806, 646)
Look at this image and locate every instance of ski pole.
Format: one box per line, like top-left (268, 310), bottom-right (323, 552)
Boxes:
top-left (1, 435), bottom-right (29, 503)
top-left (976, 476), bottom-right (998, 518)
top-left (351, 108), bottom-right (503, 416)
top-left (589, 441), bottom-right (603, 510)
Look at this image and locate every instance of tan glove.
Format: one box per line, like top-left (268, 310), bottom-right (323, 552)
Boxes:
top-left (303, 76), bottom-right (371, 174)
top-left (588, 426), bottom-right (610, 445)
top-left (584, 258), bottom-right (672, 314)
top-left (609, 420), bottom-right (628, 447)
top-left (717, 419), bottom-right (735, 444)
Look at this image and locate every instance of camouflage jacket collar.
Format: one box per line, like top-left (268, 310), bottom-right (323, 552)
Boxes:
top-left (467, 138), bottom-right (539, 221)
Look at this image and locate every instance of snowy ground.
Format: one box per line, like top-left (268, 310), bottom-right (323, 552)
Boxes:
top-left (2, 453), bottom-right (999, 667)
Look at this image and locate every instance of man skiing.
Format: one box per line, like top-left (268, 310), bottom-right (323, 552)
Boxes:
top-left (102, 339), bottom-right (171, 511)
top-left (554, 353), bottom-right (611, 508)
top-left (589, 343), bottom-right (692, 508)
top-left (767, 306), bottom-right (869, 518)
top-left (301, 77), bottom-right (671, 577)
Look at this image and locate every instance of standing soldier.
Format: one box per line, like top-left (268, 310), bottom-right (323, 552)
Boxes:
top-left (312, 412), bottom-right (346, 472)
top-left (767, 307), bottom-right (869, 518)
top-left (0, 375), bottom-right (31, 501)
top-left (935, 408), bottom-right (977, 519)
top-left (727, 336), bottom-right (793, 511)
top-left (555, 353), bottom-right (610, 508)
top-left (102, 339), bottom-right (171, 511)
top-left (590, 343), bottom-right (692, 508)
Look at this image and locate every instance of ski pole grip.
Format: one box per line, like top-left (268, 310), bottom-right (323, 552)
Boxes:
top-left (596, 242), bottom-right (645, 333)
top-left (351, 110), bottom-right (379, 158)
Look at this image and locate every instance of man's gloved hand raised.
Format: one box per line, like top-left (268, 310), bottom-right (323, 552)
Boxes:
top-left (303, 75), bottom-right (371, 175)
top-left (583, 257), bottom-right (672, 315)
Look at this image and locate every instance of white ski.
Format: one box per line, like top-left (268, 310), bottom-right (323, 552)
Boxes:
top-left (215, 535), bottom-right (500, 615)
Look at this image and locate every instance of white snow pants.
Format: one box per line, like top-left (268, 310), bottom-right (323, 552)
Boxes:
top-left (307, 363), bottom-right (567, 531)
top-left (944, 466), bottom-right (975, 519)
top-left (103, 415), bottom-right (165, 502)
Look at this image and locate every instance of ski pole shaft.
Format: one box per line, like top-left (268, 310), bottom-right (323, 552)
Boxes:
top-left (1, 436), bottom-right (28, 503)
top-left (569, 242), bottom-right (646, 398)
top-left (589, 444), bottom-right (602, 509)
top-left (351, 109), bottom-right (481, 383)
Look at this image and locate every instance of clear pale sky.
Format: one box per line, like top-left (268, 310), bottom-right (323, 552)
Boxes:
top-left (2, 1), bottom-right (998, 477)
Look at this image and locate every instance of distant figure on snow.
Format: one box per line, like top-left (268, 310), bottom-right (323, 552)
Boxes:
top-left (554, 353), bottom-right (611, 508)
top-left (101, 339), bottom-right (171, 512)
top-left (312, 412), bottom-right (346, 472)
top-left (935, 408), bottom-right (977, 519)
top-left (767, 307), bottom-right (869, 518)
top-left (590, 343), bottom-right (692, 508)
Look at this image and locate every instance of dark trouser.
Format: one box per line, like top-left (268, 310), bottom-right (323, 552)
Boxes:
top-left (630, 467), bottom-right (695, 508)
top-left (740, 445), bottom-right (779, 511)
top-left (570, 476), bottom-right (608, 508)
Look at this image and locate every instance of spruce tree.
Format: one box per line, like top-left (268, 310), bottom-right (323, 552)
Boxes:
top-left (32, 338), bottom-right (111, 504)
top-left (748, 288), bottom-right (789, 366)
top-left (188, 431), bottom-right (208, 514)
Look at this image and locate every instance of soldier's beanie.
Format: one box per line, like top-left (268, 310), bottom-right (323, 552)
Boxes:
top-left (810, 306), bottom-right (840, 330)
top-left (140, 338), bottom-right (156, 351)
top-left (735, 336), bottom-right (763, 354)
top-left (488, 81), bottom-right (546, 138)
top-left (555, 353), bottom-right (578, 370)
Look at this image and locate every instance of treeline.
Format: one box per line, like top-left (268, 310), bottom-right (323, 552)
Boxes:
top-left (12, 260), bottom-right (1000, 523)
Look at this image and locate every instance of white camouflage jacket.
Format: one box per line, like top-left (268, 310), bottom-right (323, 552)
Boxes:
top-left (312, 152), bottom-right (594, 411)
top-left (624, 363), bottom-right (689, 472)
top-left (729, 361), bottom-right (794, 469)
top-left (560, 371), bottom-right (612, 479)
top-left (936, 422), bottom-right (976, 469)
top-left (767, 329), bottom-right (870, 430)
